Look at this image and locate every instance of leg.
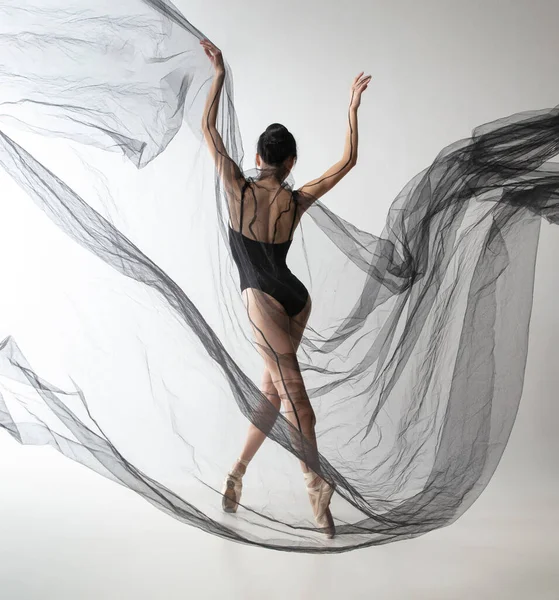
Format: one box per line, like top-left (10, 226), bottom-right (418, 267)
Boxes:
top-left (285, 294), bottom-right (314, 472)
top-left (234, 294), bottom-right (312, 468)
top-left (222, 291), bottom-right (309, 513)
top-left (242, 290), bottom-right (334, 536)
top-left (228, 290), bottom-right (335, 535)
top-left (242, 290), bottom-right (319, 472)
top-left (235, 368), bottom-right (281, 466)
top-left (288, 296), bottom-right (336, 538)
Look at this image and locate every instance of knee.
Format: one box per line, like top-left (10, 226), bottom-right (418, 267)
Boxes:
top-left (261, 381), bottom-right (281, 409)
top-left (281, 394), bottom-right (316, 427)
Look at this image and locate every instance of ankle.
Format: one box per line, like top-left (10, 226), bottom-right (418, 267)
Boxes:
top-left (303, 470), bottom-right (320, 488)
top-left (232, 457), bottom-right (250, 476)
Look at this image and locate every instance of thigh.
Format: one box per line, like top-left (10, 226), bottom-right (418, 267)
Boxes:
top-left (288, 293), bottom-right (312, 351)
top-left (242, 288), bottom-right (294, 368)
top-left (260, 367), bottom-right (281, 409)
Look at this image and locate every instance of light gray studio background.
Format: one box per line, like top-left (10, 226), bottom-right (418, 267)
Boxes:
top-left (0, 1), bottom-right (557, 598)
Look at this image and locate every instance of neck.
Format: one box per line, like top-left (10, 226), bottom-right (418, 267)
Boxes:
top-left (257, 164), bottom-right (287, 184)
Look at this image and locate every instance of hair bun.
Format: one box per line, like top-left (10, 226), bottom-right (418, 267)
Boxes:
top-left (266, 123), bottom-right (288, 134)
top-left (257, 123), bottom-right (297, 168)
top-left (264, 124), bottom-right (289, 145)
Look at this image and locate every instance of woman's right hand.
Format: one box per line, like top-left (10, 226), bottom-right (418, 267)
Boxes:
top-left (200, 38), bottom-right (225, 76)
top-left (349, 72), bottom-right (372, 110)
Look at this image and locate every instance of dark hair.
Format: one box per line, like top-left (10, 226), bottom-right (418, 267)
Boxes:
top-left (257, 123), bottom-right (297, 167)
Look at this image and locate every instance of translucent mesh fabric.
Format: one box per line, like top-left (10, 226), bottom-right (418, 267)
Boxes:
top-left (0, 0), bottom-right (558, 552)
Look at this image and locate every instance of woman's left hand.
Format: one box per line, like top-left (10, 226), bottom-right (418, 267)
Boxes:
top-left (200, 39), bottom-right (225, 75)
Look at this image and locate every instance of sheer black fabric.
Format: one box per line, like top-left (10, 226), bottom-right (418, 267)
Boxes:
top-left (0, 0), bottom-right (558, 552)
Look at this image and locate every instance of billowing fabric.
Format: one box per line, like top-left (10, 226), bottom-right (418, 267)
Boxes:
top-left (0, 0), bottom-right (558, 552)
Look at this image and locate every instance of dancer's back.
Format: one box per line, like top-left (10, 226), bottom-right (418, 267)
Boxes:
top-left (228, 178), bottom-right (301, 244)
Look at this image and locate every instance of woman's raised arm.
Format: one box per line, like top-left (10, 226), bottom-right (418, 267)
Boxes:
top-left (297, 72), bottom-right (371, 205)
top-left (200, 39), bottom-right (246, 198)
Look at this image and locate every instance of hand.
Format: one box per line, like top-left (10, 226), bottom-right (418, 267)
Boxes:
top-left (349, 72), bottom-right (372, 110)
top-left (200, 39), bottom-right (225, 75)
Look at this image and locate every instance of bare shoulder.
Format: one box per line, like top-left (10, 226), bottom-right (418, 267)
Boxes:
top-left (295, 156), bottom-right (356, 210)
top-left (293, 188), bottom-right (318, 214)
top-left (227, 175), bottom-right (251, 203)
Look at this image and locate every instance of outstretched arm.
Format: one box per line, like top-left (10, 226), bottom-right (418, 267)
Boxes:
top-left (200, 39), bottom-right (245, 198)
top-left (297, 72), bottom-right (371, 206)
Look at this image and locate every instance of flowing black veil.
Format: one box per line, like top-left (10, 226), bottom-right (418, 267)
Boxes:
top-left (0, 0), bottom-right (558, 552)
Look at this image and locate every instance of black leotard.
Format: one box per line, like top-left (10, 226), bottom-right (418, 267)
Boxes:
top-left (228, 181), bottom-right (309, 318)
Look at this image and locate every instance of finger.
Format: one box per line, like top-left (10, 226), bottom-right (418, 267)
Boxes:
top-left (201, 39), bottom-right (217, 51)
top-left (353, 79), bottom-right (365, 90)
top-left (353, 71), bottom-right (364, 84)
top-left (205, 40), bottom-right (220, 52)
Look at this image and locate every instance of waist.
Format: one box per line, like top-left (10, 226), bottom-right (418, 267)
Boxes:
top-left (228, 228), bottom-right (290, 271)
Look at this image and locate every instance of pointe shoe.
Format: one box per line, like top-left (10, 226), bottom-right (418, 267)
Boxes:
top-left (221, 458), bottom-right (249, 513)
top-left (304, 471), bottom-right (336, 538)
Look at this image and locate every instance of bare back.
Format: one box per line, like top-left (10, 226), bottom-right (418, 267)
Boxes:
top-left (228, 179), bottom-right (305, 244)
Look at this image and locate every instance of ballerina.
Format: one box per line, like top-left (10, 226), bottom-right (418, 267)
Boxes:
top-left (200, 38), bottom-right (371, 538)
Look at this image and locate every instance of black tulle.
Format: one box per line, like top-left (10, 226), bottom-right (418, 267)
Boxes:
top-left (0, 0), bottom-right (558, 552)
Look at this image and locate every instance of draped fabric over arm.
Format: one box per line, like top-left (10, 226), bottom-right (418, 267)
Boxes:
top-left (0, 0), bottom-right (558, 552)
